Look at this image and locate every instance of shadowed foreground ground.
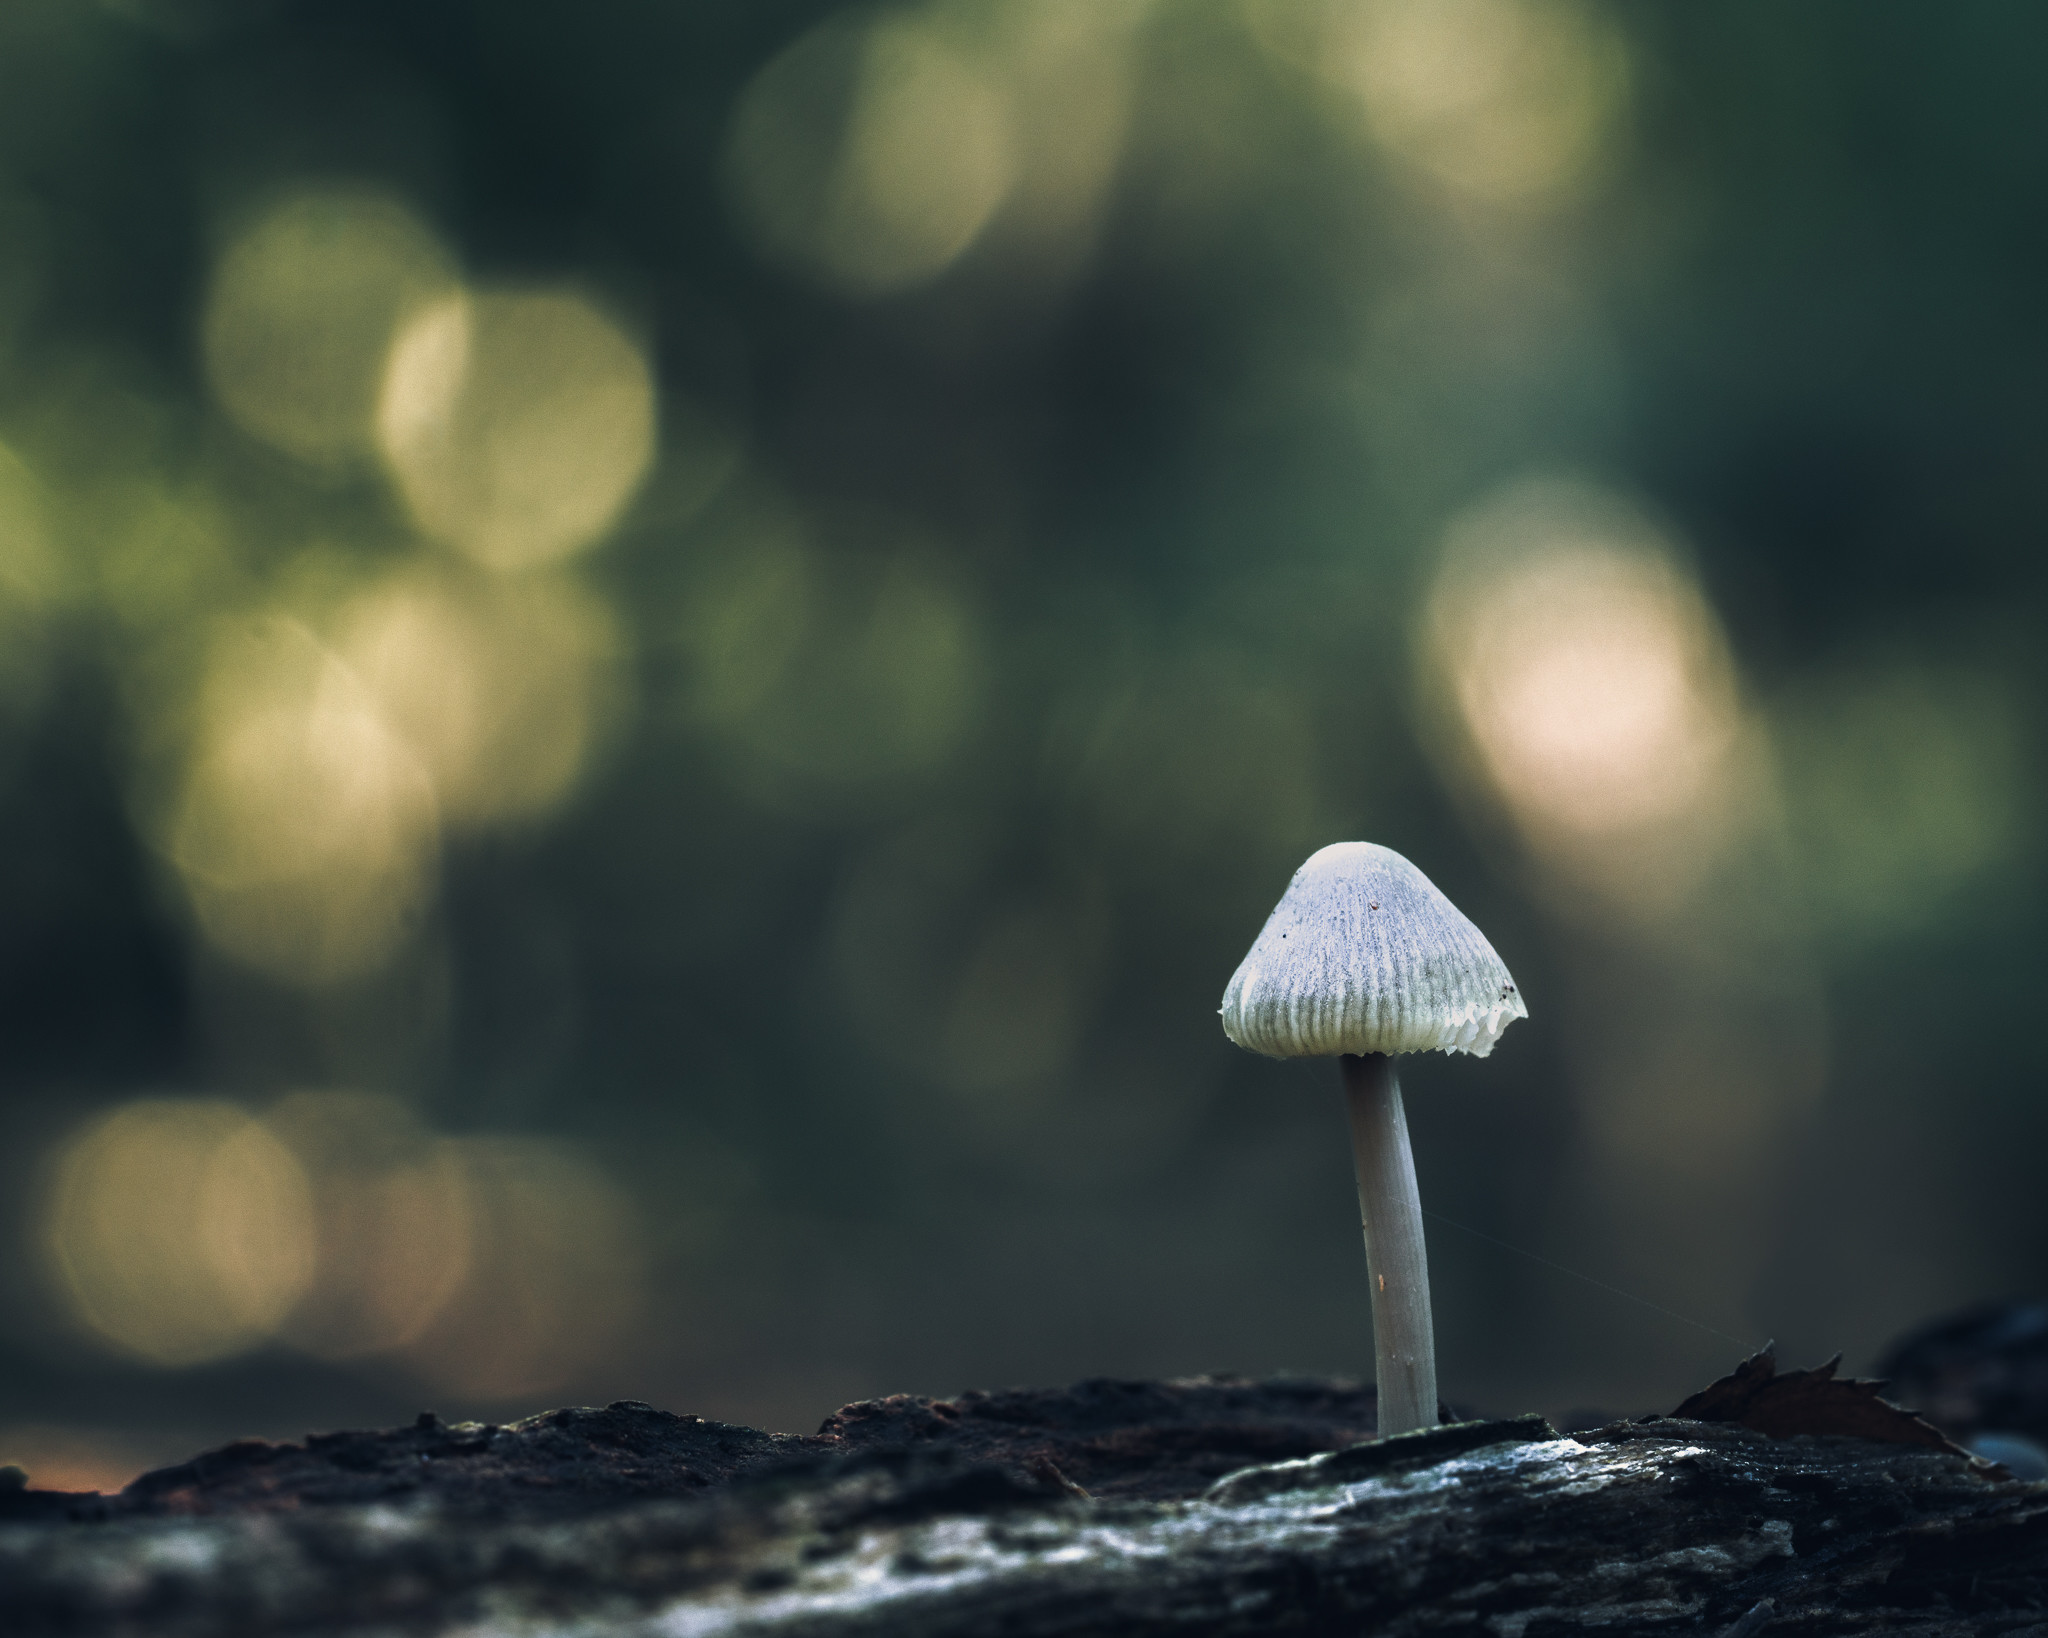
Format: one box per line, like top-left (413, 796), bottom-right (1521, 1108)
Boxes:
top-left (5, 1323), bottom-right (2048, 1636)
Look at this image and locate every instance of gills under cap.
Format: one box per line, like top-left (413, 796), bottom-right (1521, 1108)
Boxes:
top-left (1220, 842), bottom-right (1527, 1059)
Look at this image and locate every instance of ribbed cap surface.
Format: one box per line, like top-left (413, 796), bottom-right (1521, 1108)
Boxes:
top-left (1220, 842), bottom-right (1527, 1059)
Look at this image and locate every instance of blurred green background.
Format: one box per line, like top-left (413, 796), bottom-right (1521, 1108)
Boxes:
top-left (1, 0), bottom-right (2043, 1491)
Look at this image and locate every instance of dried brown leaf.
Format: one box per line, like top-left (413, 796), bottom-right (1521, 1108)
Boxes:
top-left (1668, 1346), bottom-right (1968, 1455)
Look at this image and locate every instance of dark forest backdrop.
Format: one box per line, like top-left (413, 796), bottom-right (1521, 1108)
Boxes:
top-left (0, 0), bottom-right (2043, 1491)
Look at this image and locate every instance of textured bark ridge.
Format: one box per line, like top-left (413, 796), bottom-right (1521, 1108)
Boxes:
top-left (1, 1374), bottom-right (1389, 1524)
top-left (5, 1368), bottom-right (2048, 1636)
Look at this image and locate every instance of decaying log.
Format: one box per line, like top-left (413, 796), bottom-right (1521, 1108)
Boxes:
top-left (4, 1362), bottom-right (2048, 1637)
top-left (0, 1374), bottom-right (1392, 1521)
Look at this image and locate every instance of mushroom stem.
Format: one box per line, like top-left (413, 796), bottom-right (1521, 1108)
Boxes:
top-left (1342, 1051), bottom-right (1439, 1436)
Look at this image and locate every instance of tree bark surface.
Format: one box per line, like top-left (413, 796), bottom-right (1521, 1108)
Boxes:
top-left (4, 1374), bottom-right (2047, 1637)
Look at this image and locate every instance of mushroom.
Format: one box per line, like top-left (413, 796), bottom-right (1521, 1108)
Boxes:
top-left (1219, 842), bottom-right (1527, 1436)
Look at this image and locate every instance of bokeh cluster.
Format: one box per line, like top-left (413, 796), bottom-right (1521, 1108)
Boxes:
top-left (0, 0), bottom-right (2042, 1491)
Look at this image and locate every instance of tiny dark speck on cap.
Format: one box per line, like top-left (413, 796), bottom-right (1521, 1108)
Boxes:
top-left (1369, 902), bottom-right (1379, 910)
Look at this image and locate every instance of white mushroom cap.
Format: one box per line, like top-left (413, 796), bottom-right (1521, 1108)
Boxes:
top-left (1220, 842), bottom-right (1527, 1059)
